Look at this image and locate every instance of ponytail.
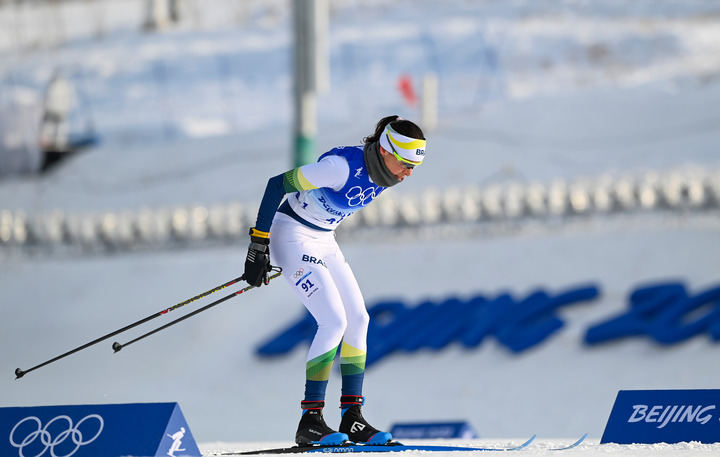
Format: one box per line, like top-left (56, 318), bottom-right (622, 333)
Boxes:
top-left (363, 115), bottom-right (425, 144)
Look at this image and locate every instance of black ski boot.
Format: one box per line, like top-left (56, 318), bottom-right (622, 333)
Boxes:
top-left (338, 395), bottom-right (392, 444)
top-left (295, 401), bottom-right (349, 446)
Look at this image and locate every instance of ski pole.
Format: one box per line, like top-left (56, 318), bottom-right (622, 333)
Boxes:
top-left (15, 275), bottom-right (246, 380)
top-left (112, 268), bottom-right (282, 353)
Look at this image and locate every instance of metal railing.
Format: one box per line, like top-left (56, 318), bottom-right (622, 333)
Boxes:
top-left (1, 165), bottom-right (718, 257)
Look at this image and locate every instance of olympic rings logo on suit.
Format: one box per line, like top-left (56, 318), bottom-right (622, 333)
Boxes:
top-left (345, 186), bottom-right (378, 207)
top-left (9, 414), bottom-right (104, 457)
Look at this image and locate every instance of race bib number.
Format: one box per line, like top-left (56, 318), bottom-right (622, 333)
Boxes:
top-left (294, 270), bottom-right (322, 299)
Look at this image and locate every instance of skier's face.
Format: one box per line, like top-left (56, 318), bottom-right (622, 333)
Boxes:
top-left (380, 146), bottom-right (414, 181)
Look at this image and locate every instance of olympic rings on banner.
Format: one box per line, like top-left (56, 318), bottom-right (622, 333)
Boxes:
top-left (9, 414), bottom-right (104, 457)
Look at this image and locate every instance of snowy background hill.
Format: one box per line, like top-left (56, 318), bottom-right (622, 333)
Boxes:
top-left (2, 0), bottom-right (720, 454)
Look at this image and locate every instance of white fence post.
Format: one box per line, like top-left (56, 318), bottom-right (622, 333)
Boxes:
top-left (422, 72), bottom-right (438, 132)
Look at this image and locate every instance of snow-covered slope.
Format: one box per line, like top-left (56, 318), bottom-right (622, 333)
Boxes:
top-left (1, 1), bottom-right (720, 455)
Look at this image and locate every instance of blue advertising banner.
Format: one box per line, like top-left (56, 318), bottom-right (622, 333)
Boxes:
top-left (1, 402), bottom-right (201, 457)
top-left (390, 421), bottom-right (478, 439)
top-left (601, 390), bottom-right (720, 444)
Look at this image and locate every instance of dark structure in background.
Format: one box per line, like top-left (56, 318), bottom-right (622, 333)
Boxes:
top-left (38, 72), bottom-right (97, 174)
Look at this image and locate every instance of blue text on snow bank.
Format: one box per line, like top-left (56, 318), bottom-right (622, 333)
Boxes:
top-left (256, 280), bottom-right (720, 365)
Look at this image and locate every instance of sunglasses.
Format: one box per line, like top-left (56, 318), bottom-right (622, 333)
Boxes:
top-left (385, 133), bottom-right (422, 169)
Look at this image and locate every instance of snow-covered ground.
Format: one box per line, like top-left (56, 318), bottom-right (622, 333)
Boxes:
top-left (2, 1), bottom-right (720, 456)
top-left (200, 438), bottom-right (720, 457)
top-left (201, 438), bottom-right (720, 457)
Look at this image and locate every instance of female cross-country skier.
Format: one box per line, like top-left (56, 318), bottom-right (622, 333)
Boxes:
top-left (243, 115), bottom-right (427, 446)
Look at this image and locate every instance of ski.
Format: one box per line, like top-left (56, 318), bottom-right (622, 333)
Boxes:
top-left (226, 435), bottom-right (536, 454)
top-left (549, 433), bottom-right (587, 451)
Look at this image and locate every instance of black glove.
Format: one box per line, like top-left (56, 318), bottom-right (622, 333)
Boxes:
top-left (243, 227), bottom-right (271, 287)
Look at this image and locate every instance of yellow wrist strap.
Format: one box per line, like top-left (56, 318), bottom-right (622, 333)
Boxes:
top-left (250, 228), bottom-right (270, 239)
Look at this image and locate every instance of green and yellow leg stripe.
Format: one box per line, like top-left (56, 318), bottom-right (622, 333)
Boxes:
top-left (340, 342), bottom-right (366, 376)
top-left (306, 347), bottom-right (337, 382)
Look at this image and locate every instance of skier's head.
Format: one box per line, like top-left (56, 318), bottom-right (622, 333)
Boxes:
top-left (364, 115), bottom-right (426, 181)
